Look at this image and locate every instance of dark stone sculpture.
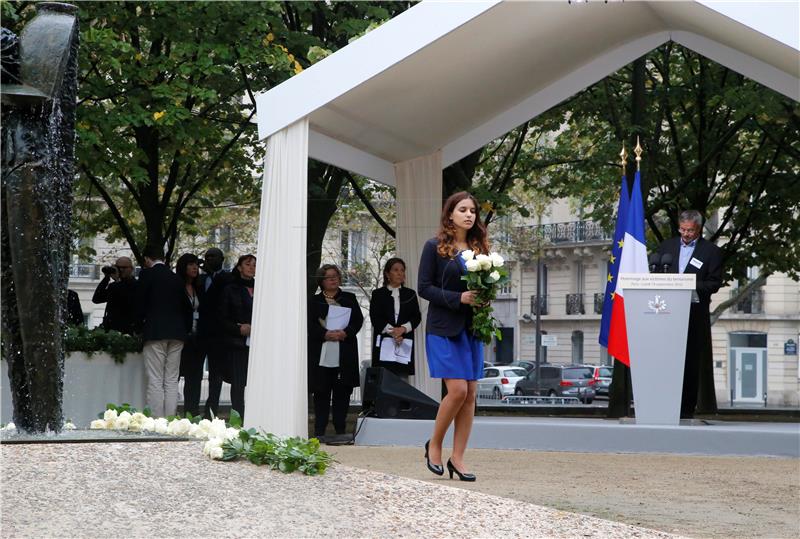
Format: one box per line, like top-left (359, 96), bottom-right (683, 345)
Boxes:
top-left (1, 3), bottom-right (79, 433)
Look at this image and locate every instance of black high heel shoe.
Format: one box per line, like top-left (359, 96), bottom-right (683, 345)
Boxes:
top-left (424, 440), bottom-right (444, 476)
top-left (447, 459), bottom-right (476, 482)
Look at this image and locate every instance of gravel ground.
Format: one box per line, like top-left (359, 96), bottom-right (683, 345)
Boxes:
top-left (329, 445), bottom-right (800, 539)
top-left (1, 441), bottom-right (681, 539)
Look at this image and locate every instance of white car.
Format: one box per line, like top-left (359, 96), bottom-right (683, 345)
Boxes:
top-left (478, 367), bottom-right (528, 399)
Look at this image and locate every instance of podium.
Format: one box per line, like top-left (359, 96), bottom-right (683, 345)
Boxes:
top-left (618, 273), bottom-right (696, 425)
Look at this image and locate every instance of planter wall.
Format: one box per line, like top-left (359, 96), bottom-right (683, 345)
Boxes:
top-left (1, 352), bottom-right (145, 427)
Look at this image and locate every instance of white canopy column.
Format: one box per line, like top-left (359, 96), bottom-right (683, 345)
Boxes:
top-left (245, 118), bottom-right (309, 438)
top-left (394, 151), bottom-right (443, 401)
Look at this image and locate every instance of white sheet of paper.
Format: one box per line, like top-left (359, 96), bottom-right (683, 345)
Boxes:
top-left (325, 305), bottom-right (351, 330)
top-left (379, 337), bottom-right (412, 364)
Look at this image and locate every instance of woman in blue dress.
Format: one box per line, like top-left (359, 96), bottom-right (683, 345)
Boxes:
top-left (418, 191), bottom-right (488, 481)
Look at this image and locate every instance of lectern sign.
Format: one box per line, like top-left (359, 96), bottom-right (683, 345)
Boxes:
top-left (617, 273), bottom-right (696, 290)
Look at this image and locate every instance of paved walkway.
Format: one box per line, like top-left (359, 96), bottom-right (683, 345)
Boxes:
top-left (2, 441), bottom-right (680, 538)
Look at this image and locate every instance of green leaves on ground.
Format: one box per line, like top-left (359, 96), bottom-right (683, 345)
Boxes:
top-left (222, 429), bottom-right (333, 476)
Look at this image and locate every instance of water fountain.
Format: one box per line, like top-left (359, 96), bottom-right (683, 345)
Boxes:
top-left (1, 3), bottom-right (79, 433)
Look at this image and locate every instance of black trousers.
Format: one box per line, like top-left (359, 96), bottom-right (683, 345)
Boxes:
top-left (204, 342), bottom-right (226, 419)
top-left (312, 368), bottom-right (353, 436)
top-left (228, 347), bottom-right (249, 419)
top-left (179, 335), bottom-right (205, 417)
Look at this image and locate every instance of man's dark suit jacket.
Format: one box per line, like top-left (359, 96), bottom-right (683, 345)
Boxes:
top-left (369, 285), bottom-right (421, 376)
top-left (418, 238), bottom-right (473, 337)
top-left (656, 236), bottom-right (723, 416)
top-left (197, 270), bottom-right (234, 343)
top-left (92, 276), bottom-right (138, 334)
top-left (137, 263), bottom-right (192, 342)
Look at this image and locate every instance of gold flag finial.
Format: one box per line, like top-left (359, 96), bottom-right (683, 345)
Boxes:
top-left (634, 136), bottom-right (643, 171)
top-left (620, 143), bottom-right (628, 171)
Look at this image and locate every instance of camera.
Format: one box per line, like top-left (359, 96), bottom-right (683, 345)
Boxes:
top-left (101, 265), bottom-right (118, 277)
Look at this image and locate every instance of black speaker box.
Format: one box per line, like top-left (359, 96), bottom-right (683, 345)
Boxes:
top-left (362, 367), bottom-right (439, 419)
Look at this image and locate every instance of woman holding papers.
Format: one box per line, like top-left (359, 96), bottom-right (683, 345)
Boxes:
top-left (369, 258), bottom-right (422, 380)
top-left (308, 264), bottom-right (364, 439)
top-left (219, 254), bottom-right (256, 419)
top-left (417, 191), bottom-right (488, 482)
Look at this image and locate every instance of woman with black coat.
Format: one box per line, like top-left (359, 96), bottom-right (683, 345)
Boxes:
top-left (307, 264), bottom-right (364, 438)
top-left (219, 254), bottom-right (256, 419)
top-left (369, 257), bottom-right (421, 380)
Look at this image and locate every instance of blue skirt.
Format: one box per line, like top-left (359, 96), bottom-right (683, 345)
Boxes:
top-left (426, 330), bottom-right (484, 380)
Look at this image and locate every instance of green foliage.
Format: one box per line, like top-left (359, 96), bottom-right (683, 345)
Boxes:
top-left (65, 326), bottom-right (142, 363)
top-left (222, 428), bottom-right (334, 476)
top-left (102, 402), bottom-right (152, 418)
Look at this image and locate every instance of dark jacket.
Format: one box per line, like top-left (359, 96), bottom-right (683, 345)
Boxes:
top-left (369, 285), bottom-right (421, 376)
top-left (137, 263), bottom-right (192, 342)
top-left (307, 289), bottom-right (364, 391)
top-left (656, 236), bottom-right (723, 307)
top-left (219, 277), bottom-right (254, 349)
top-left (418, 237), bottom-right (472, 337)
top-left (198, 270), bottom-right (234, 343)
top-left (92, 276), bottom-right (138, 334)
top-left (66, 290), bottom-right (84, 327)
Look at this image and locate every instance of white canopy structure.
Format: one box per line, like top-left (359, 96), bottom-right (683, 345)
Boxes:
top-left (245, 0), bottom-right (800, 437)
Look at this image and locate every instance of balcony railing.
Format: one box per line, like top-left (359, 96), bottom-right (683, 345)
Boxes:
top-left (69, 264), bottom-right (100, 280)
top-left (730, 288), bottom-right (764, 314)
top-left (524, 220), bottom-right (612, 246)
top-left (530, 295), bottom-right (549, 315)
top-left (593, 293), bottom-right (605, 314)
top-left (565, 293), bottom-right (585, 315)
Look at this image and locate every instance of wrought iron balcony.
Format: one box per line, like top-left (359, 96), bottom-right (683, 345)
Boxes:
top-left (530, 294), bottom-right (548, 315)
top-left (566, 293), bottom-right (585, 315)
top-left (593, 292), bottom-right (605, 314)
top-left (525, 220), bottom-right (612, 246)
top-left (730, 288), bottom-right (764, 314)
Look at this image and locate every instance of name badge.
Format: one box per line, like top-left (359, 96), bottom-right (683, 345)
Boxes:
top-left (193, 311), bottom-right (200, 320)
top-left (689, 257), bottom-right (703, 269)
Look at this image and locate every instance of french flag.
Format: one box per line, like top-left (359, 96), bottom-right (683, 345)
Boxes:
top-left (606, 171), bottom-right (649, 366)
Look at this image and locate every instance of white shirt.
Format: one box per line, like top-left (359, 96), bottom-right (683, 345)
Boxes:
top-left (382, 285), bottom-right (413, 335)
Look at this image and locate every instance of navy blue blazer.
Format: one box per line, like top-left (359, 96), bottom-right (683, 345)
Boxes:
top-left (418, 238), bottom-right (473, 337)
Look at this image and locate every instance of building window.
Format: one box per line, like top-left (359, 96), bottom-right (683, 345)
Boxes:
top-left (499, 266), bottom-right (512, 295)
top-left (571, 330), bottom-right (584, 364)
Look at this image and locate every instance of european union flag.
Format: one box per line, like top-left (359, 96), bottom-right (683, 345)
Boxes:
top-left (598, 175), bottom-right (630, 348)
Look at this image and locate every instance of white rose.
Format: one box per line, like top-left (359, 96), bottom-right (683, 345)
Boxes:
top-left (209, 418), bottom-right (227, 439)
top-left (465, 259), bottom-right (480, 272)
top-left (141, 417), bottom-right (156, 432)
top-left (189, 423), bottom-right (209, 439)
top-left (90, 419), bottom-right (106, 430)
top-left (209, 446), bottom-right (224, 460)
top-left (476, 254), bottom-right (492, 271)
top-left (224, 427), bottom-right (240, 441)
top-left (131, 412), bottom-right (147, 423)
top-left (490, 252), bottom-right (504, 268)
top-left (197, 419), bottom-right (212, 434)
top-left (461, 249), bottom-right (475, 262)
top-left (168, 418), bottom-right (192, 436)
top-left (63, 421), bottom-right (76, 430)
top-left (2, 422), bottom-right (16, 431)
top-left (154, 418), bottom-right (169, 434)
top-left (103, 409), bottom-right (118, 422)
top-left (114, 416), bottom-right (130, 430)
top-left (203, 437), bottom-right (223, 456)
top-left (488, 270), bottom-right (500, 283)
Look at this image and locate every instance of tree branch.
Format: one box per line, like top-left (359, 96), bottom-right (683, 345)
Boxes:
top-left (344, 172), bottom-right (395, 238)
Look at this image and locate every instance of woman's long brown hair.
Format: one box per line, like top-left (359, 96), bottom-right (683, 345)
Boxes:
top-left (436, 191), bottom-right (489, 259)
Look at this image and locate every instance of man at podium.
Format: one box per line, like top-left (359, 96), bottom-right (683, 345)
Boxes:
top-left (656, 210), bottom-right (723, 419)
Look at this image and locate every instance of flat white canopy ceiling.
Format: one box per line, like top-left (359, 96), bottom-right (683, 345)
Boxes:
top-left (256, 0), bottom-right (800, 185)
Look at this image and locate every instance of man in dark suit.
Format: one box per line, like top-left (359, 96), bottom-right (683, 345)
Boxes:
top-left (656, 210), bottom-right (723, 418)
top-left (91, 256), bottom-right (138, 334)
top-left (197, 248), bottom-right (233, 418)
top-left (137, 246), bottom-right (192, 418)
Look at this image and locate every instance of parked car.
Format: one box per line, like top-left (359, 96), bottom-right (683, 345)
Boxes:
top-left (509, 360), bottom-right (536, 373)
top-left (584, 365), bottom-right (613, 396)
top-left (478, 367), bottom-right (528, 399)
top-left (483, 361), bottom-right (495, 370)
top-left (514, 365), bottom-right (596, 403)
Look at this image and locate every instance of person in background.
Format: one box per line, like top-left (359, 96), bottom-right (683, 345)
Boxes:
top-left (198, 248), bottom-right (233, 419)
top-left (656, 209), bottom-right (723, 419)
top-left (176, 253), bottom-right (203, 417)
top-left (219, 254), bottom-right (256, 419)
top-left (369, 257), bottom-right (421, 382)
top-left (137, 246), bottom-right (192, 418)
top-left (91, 256), bottom-right (138, 334)
top-left (418, 191), bottom-right (488, 482)
top-left (307, 264), bottom-right (364, 442)
top-left (65, 289), bottom-right (84, 326)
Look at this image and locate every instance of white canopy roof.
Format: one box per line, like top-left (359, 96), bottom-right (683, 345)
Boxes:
top-left (255, 0), bottom-right (799, 185)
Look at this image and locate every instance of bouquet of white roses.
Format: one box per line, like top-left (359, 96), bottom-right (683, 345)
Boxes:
top-left (461, 250), bottom-right (510, 344)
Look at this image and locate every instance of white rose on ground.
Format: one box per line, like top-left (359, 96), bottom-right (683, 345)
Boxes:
top-left (197, 419), bottom-right (212, 434)
top-left (489, 252), bottom-right (504, 268)
top-left (141, 417), bottom-right (155, 432)
top-left (63, 421), bottom-right (76, 430)
top-left (487, 270), bottom-right (500, 283)
top-left (168, 418), bottom-right (192, 436)
top-left (153, 418), bottom-right (169, 434)
top-left (203, 437), bottom-right (223, 456)
top-left (89, 419), bottom-right (106, 429)
top-left (1, 422), bottom-right (15, 431)
top-left (461, 249), bottom-right (475, 262)
top-left (189, 423), bottom-right (208, 439)
top-left (209, 418), bottom-right (227, 439)
top-left (465, 259), bottom-right (480, 272)
top-left (131, 412), bottom-right (147, 423)
top-left (114, 416), bottom-right (130, 430)
top-left (476, 254), bottom-right (492, 271)
top-left (103, 409), bottom-right (118, 422)
top-left (118, 411), bottom-right (132, 421)
top-left (224, 427), bottom-right (240, 441)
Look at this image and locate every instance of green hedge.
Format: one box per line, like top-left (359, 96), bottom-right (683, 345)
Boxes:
top-left (65, 326), bottom-right (142, 363)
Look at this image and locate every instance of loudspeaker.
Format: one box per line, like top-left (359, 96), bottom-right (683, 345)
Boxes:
top-left (362, 367), bottom-right (439, 419)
